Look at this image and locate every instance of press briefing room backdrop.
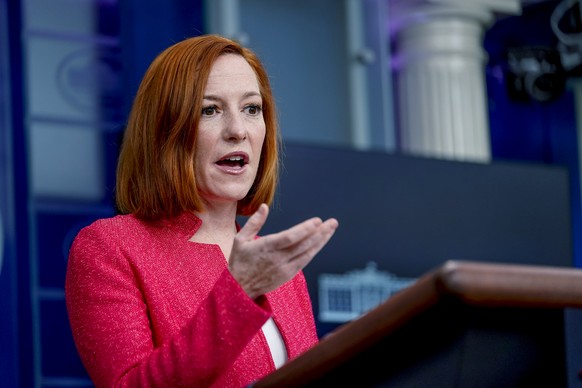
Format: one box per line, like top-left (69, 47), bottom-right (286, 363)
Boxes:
top-left (2, 0), bottom-right (582, 387)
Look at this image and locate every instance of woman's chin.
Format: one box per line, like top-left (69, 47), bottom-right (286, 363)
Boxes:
top-left (200, 191), bottom-right (251, 207)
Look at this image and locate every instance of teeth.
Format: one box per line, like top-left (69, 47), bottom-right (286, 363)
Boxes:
top-left (225, 156), bottom-right (243, 161)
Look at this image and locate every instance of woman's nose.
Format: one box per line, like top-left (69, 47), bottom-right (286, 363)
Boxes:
top-left (224, 112), bottom-right (247, 141)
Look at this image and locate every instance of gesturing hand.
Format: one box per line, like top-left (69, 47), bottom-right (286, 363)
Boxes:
top-left (228, 204), bottom-right (339, 300)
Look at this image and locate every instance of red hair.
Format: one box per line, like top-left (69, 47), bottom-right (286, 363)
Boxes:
top-left (116, 35), bottom-right (280, 219)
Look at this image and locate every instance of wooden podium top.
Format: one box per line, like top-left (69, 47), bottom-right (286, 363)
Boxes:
top-left (254, 260), bottom-right (582, 387)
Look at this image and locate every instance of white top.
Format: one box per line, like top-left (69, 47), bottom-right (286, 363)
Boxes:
top-left (261, 317), bottom-right (288, 369)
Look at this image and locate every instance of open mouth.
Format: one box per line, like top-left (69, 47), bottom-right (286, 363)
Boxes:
top-left (216, 154), bottom-right (248, 168)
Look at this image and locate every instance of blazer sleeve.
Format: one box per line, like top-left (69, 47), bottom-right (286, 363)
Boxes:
top-left (65, 224), bottom-right (271, 387)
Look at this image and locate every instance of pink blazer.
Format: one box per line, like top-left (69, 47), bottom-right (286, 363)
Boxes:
top-left (65, 212), bottom-right (318, 387)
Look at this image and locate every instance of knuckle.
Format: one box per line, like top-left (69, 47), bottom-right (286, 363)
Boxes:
top-left (233, 235), bottom-right (245, 245)
top-left (277, 234), bottom-right (294, 247)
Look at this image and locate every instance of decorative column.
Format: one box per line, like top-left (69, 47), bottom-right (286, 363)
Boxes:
top-left (390, 0), bottom-right (521, 162)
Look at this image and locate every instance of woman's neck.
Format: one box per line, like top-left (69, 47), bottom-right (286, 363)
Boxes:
top-left (189, 202), bottom-right (238, 261)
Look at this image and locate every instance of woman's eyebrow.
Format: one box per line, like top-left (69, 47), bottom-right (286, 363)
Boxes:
top-left (242, 91), bottom-right (261, 99)
top-left (202, 94), bottom-right (222, 102)
top-left (202, 91), bottom-right (261, 101)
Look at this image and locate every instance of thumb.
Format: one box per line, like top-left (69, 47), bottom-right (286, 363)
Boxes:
top-left (237, 203), bottom-right (269, 241)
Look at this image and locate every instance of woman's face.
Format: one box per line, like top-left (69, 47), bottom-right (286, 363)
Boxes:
top-left (194, 54), bottom-right (266, 207)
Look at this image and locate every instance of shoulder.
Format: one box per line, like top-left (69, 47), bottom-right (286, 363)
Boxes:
top-left (69, 214), bottom-right (159, 259)
top-left (68, 215), bottom-right (127, 260)
top-left (74, 213), bottom-right (174, 244)
top-left (73, 214), bottom-right (137, 244)
top-left (66, 214), bottom-right (172, 290)
top-left (85, 213), bottom-right (150, 233)
top-left (69, 212), bottom-right (200, 262)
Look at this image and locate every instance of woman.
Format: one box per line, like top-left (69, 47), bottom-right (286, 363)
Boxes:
top-left (65, 34), bottom-right (338, 387)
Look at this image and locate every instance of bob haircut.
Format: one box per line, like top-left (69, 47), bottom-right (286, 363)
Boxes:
top-left (116, 34), bottom-right (280, 219)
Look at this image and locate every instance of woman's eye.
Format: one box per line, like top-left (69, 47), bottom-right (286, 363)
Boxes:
top-left (245, 104), bottom-right (262, 116)
top-left (201, 105), bottom-right (218, 116)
